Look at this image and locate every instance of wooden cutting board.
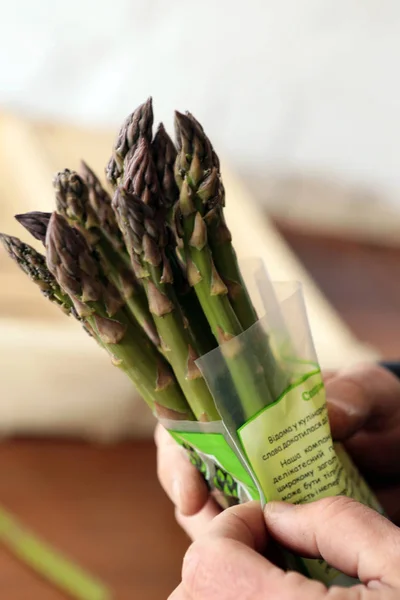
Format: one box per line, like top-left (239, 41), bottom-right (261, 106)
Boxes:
top-left (0, 112), bottom-right (379, 439)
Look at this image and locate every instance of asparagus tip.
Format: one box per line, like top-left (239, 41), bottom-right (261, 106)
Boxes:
top-left (46, 211), bottom-right (104, 302)
top-left (106, 98), bottom-right (154, 187)
top-left (0, 232), bottom-right (15, 254)
top-left (15, 211), bottom-right (51, 244)
top-left (79, 159), bottom-right (94, 179)
top-left (154, 121), bottom-right (166, 137)
top-left (53, 168), bottom-right (89, 222)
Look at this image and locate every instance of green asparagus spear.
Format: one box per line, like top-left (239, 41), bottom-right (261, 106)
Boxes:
top-left (174, 112), bottom-right (276, 418)
top-left (150, 127), bottom-right (217, 354)
top-left (179, 114), bottom-right (258, 329)
top-left (175, 113), bottom-right (288, 399)
top-left (164, 227), bottom-right (217, 356)
top-left (45, 212), bottom-right (194, 421)
top-left (174, 111), bottom-right (247, 342)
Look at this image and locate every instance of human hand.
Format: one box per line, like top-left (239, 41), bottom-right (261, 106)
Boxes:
top-left (155, 362), bottom-right (400, 538)
top-left (155, 424), bottom-right (221, 539)
top-left (169, 497), bottom-right (400, 599)
top-left (326, 363), bottom-right (400, 522)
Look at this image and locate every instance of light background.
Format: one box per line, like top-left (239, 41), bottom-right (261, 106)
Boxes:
top-left (1, 1), bottom-right (400, 223)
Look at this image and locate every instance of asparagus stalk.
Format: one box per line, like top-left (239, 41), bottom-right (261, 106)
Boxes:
top-left (106, 97), bottom-right (153, 189)
top-left (45, 212), bottom-right (194, 421)
top-left (174, 111), bottom-right (248, 343)
top-left (173, 112), bottom-right (276, 418)
top-left (165, 229), bottom-right (217, 356)
top-left (53, 169), bottom-right (160, 348)
top-left (175, 113), bottom-right (288, 399)
top-left (112, 186), bottom-right (220, 422)
top-left (180, 114), bottom-right (259, 330)
top-left (149, 126), bottom-right (217, 354)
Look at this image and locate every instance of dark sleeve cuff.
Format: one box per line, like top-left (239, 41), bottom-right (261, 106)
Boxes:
top-left (380, 361), bottom-right (400, 380)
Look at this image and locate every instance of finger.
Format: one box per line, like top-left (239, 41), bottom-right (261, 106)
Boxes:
top-left (325, 364), bottom-right (400, 474)
top-left (181, 502), bottom-right (331, 599)
top-left (326, 364), bottom-right (378, 440)
top-left (326, 363), bottom-right (400, 440)
top-left (204, 501), bottom-right (267, 551)
top-left (265, 497), bottom-right (400, 586)
top-left (155, 424), bottom-right (209, 515)
top-left (175, 497), bottom-right (221, 541)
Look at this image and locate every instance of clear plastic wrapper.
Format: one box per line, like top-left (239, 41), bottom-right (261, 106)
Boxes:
top-left (163, 260), bottom-right (383, 586)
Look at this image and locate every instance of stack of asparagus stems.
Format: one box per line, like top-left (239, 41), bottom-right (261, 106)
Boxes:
top-left (1, 99), bottom-right (285, 429)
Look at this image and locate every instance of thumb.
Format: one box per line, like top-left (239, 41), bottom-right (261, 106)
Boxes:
top-left (264, 497), bottom-right (400, 586)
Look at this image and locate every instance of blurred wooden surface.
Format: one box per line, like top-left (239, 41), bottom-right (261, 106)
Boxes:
top-left (0, 227), bottom-right (399, 599)
top-left (0, 439), bottom-right (188, 600)
top-left (277, 224), bottom-right (400, 360)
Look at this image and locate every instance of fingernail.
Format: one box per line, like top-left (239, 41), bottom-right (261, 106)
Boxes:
top-left (327, 396), bottom-right (354, 413)
top-left (327, 396), bottom-right (347, 408)
top-left (265, 501), bottom-right (296, 515)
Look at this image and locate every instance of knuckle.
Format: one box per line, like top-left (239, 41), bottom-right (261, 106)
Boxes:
top-left (318, 495), bottom-right (359, 520)
top-left (284, 571), bottom-right (327, 597)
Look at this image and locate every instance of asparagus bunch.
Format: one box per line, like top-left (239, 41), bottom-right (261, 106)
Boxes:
top-left (1, 97), bottom-right (286, 431)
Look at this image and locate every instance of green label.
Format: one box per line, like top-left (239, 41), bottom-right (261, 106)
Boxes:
top-left (170, 430), bottom-right (260, 503)
top-left (238, 371), bottom-right (382, 584)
